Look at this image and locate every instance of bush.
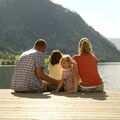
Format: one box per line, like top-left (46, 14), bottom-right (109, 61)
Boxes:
top-left (1, 61), bottom-right (5, 65)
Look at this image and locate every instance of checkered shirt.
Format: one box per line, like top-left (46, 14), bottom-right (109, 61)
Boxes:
top-left (11, 48), bottom-right (44, 91)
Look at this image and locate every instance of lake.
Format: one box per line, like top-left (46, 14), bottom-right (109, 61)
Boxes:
top-left (0, 62), bottom-right (120, 90)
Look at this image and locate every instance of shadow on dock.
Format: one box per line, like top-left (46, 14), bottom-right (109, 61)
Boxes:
top-left (11, 91), bottom-right (108, 100)
top-left (11, 91), bottom-right (51, 99)
top-left (53, 91), bottom-right (108, 100)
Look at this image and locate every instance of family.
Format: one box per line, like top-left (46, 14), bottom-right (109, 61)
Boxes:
top-left (11, 38), bottom-right (104, 93)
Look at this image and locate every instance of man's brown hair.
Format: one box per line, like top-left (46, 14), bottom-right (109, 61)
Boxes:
top-left (34, 39), bottom-right (47, 48)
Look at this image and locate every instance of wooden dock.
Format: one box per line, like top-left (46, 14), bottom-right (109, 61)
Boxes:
top-left (0, 89), bottom-right (120, 120)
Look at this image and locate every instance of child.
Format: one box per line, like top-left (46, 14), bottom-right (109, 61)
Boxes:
top-left (43, 50), bottom-right (63, 91)
top-left (53, 55), bottom-right (78, 93)
top-left (48, 50), bottom-right (63, 80)
top-left (73, 38), bottom-right (104, 92)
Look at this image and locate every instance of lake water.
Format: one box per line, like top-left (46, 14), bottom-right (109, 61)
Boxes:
top-left (0, 62), bottom-right (120, 90)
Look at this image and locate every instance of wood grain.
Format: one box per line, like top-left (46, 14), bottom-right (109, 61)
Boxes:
top-left (0, 89), bottom-right (120, 120)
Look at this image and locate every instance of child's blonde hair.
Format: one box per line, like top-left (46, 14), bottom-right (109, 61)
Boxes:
top-left (78, 38), bottom-right (93, 55)
top-left (60, 55), bottom-right (72, 63)
top-left (49, 50), bottom-right (63, 65)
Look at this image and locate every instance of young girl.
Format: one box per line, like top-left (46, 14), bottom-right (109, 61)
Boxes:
top-left (53, 55), bottom-right (78, 93)
top-left (73, 38), bottom-right (104, 92)
top-left (48, 50), bottom-right (63, 80)
top-left (44, 50), bottom-right (63, 91)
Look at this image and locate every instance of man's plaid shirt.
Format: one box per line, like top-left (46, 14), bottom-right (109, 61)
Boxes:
top-left (11, 48), bottom-right (44, 91)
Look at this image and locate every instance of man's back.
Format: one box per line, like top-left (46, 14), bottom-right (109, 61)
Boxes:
top-left (11, 48), bottom-right (44, 91)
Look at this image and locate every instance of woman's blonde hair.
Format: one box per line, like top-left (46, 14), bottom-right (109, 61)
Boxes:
top-left (60, 55), bottom-right (72, 63)
top-left (78, 38), bottom-right (93, 55)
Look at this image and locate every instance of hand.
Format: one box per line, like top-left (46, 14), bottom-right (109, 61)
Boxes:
top-left (67, 89), bottom-right (78, 94)
top-left (73, 87), bottom-right (78, 93)
top-left (51, 90), bottom-right (58, 94)
top-left (67, 91), bottom-right (75, 94)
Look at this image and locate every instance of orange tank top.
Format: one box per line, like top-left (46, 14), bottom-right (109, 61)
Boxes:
top-left (73, 54), bottom-right (103, 87)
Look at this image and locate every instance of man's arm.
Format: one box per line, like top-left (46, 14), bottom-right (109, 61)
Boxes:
top-left (36, 66), bottom-right (59, 85)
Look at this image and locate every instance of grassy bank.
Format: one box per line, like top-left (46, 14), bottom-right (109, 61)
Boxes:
top-left (0, 55), bottom-right (49, 65)
top-left (0, 55), bottom-right (20, 65)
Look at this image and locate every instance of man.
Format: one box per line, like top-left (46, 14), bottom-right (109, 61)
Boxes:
top-left (11, 39), bottom-right (59, 92)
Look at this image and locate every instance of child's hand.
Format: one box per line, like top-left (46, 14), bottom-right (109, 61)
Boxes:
top-left (73, 87), bottom-right (78, 93)
top-left (51, 90), bottom-right (58, 94)
top-left (73, 89), bottom-right (78, 93)
top-left (67, 91), bottom-right (75, 94)
top-left (67, 89), bottom-right (78, 94)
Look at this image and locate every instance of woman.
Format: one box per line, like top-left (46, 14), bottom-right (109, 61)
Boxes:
top-left (73, 38), bottom-right (104, 92)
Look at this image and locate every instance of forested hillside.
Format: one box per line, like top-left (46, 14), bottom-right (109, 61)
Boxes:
top-left (0, 0), bottom-right (120, 61)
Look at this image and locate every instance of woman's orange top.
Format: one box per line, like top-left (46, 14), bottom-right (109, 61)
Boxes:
top-left (73, 54), bottom-right (103, 87)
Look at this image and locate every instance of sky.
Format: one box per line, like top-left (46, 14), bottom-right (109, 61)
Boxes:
top-left (51, 0), bottom-right (120, 38)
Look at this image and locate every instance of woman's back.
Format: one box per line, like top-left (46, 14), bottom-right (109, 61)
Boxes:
top-left (73, 54), bottom-right (103, 87)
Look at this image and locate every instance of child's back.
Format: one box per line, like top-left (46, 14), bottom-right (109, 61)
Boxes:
top-left (62, 68), bottom-right (74, 92)
top-left (44, 50), bottom-right (63, 92)
top-left (48, 63), bottom-right (63, 80)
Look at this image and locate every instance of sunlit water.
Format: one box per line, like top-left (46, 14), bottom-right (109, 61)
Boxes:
top-left (98, 62), bottom-right (120, 90)
top-left (0, 62), bottom-right (120, 90)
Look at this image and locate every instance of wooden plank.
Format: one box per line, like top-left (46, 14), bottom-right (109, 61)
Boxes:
top-left (0, 89), bottom-right (120, 120)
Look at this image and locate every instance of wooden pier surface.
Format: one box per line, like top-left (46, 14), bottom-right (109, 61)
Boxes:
top-left (0, 89), bottom-right (120, 120)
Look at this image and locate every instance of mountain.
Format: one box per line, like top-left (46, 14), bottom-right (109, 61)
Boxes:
top-left (108, 38), bottom-right (120, 51)
top-left (0, 0), bottom-right (120, 61)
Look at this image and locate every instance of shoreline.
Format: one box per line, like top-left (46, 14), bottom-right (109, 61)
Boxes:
top-left (0, 62), bottom-right (120, 66)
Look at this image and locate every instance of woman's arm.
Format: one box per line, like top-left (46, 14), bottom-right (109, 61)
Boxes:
top-left (72, 60), bottom-right (79, 92)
